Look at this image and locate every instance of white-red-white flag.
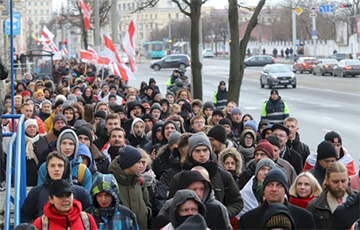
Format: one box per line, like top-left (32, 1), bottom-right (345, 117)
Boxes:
top-left (104, 32), bottom-right (135, 81)
top-left (87, 46), bottom-right (99, 60)
top-left (79, 0), bottom-right (92, 31)
top-left (42, 45), bottom-right (53, 52)
top-left (61, 39), bottom-right (68, 56)
top-left (80, 49), bottom-right (95, 63)
top-left (40, 26), bottom-right (54, 42)
top-left (122, 17), bottom-right (136, 72)
top-left (46, 39), bottom-right (59, 52)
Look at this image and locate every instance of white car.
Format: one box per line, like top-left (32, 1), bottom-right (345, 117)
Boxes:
top-left (203, 49), bottom-right (214, 58)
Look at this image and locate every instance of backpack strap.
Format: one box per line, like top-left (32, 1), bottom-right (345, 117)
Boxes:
top-left (80, 211), bottom-right (90, 230)
top-left (78, 163), bottom-right (87, 185)
top-left (41, 215), bottom-right (49, 230)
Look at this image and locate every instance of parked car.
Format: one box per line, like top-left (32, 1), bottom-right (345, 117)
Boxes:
top-left (244, 55), bottom-right (275, 67)
top-left (203, 49), bottom-right (214, 58)
top-left (312, 59), bottom-right (339, 76)
top-left (332, 59), bottom-right (360, 77)
top-left (328, 53), bottom-right (347, 61)
top-left (260, 64), bottom-right (297, 89)
top-left (150, 54), bottom-right (190, 71)
top-left (293, 57), bottom-right (317, 73)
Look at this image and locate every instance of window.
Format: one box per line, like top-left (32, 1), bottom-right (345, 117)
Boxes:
top-left (128, 3), bottom-right (131, 10)
top-left (118, 4), bottom-right (121, 10)
top-left (46, 2), bottom-right (49, 6)
top-left (167, 0), bottom-right (172, 8)
top-left (150, 14), bottom-right (152, 19)
top-left (40, 2), bottom-right (43, 5)
top-left (168, 13), bottom-right (171, 19)
top-left (46, 10), bottom-right (49, 14)
top-left (176, 13), bottom-right (179, 19)
top-left (40, 10), bottom-right (43, 14)
top-left (28, 9), bottom-right (31, 14)
top-left (123, 3), bottom-right (126, 10)
top-left (155, 14), bottom-right (157, 19)
top-left (28, 2), bottom-right (31, 6)
top-left (34, 9), bottom-right (37, 13)
top-left (34, 2), bottom-right (37, 6)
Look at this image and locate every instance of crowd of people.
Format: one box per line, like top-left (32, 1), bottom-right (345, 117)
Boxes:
top-left (1, 60), bottom-right (359, 230)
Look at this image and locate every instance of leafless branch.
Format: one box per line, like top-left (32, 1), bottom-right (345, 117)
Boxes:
top-left (172, 0), bottom-right (191, 17)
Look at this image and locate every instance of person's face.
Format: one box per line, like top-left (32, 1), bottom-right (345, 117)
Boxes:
top-left (178, 200), bottom-right (199, 216)
top-left (73, 108), bottom-right (80, 120)
top-left (56, 104), bottom-right (63, 113)
top-left (257, 166), bottom-right (271, 182)
top-left (272, 145), bottom-right (280, 160)
top-left (78, 134), bottom-right (91, 148)
top-left (232, 113), bottom-right (242, 123)
top-left (50, 193), bottom-right (74, 214)
top-left (61, 88), bottom-right (68, 95)
top-left (109, 97), bottom-right (117, 104)
top-left (264, 129), bottom-right (272, 138)
top-left (42, 104), bottom-right (51, 114)
top-left (44, 90), bottom-right (51, 98)
top-left (244, 133), bottom-right (254, 147)
top-left (318, 157), bottom-right (337, 169)
top-left (84, 89), bottom-right (91, 97)
top-left (191, 119), bottom-right (205, 133)
top-left (64, 109), bottom-right (74, 122)
top-left (98, 105), bottom-right (108, 114)
top-left (155, 130), bottom-right (163, 141)
top-left (143, 119), bottom-right (153, 132)
top-left (102, 85), bottom-right (109, 93)
top-left (264, 181), bottom-right (285, 204)
top-left (47, 157), bottom-right (65, 180)
top-left (105, 119), bottom-right (120, 133)
top-left (28, 82), bottom-right (35, 91)
top-left (173, 71), bottom-right (178, 77)
top-left (36, 94), bottom-right (44, 102)
top-left (26, 124), bottom-right (37, 137)
top-left (212, 115), bottom-right (222, 125)
top-left (96, 191), bottom-right (113, 208)
top-left (332, 142), bottom-right (341, 156)
top-left (204, 108), bottom-right (213, 117)
top-left (145, 89), bottom-right (153, 96)
top-left (133, 121), bottom-right (144, 136)
top-left (80, 155), bottom-right (89, 166)
top-left (192, 146), bottom-right (210, 163)
top-left (220, 84), bottom-right (226, 91)
top-left (124, 160), bottom-right (142, 175)
top-left (166, 95), bottom-right (174, 103)
top-left (284, 121), bottom-right (299, 140)
top-left (94, 117), bottom-right (102, 125)
top-left (271, 129), bottom-right (288, 149)
top-left (326, 172), bottom-right (348, 199)
top-left (14, 98), bottom-right (22, 108)
top-left (271, 93), bottom-right (279, 100)
top-left (139, 158), bottom-right (147, 174)
top-left (177, 100), bottom-right (185, 108)
top-left (154, 94), bottom-right (161, 102)
top-left (242, 116), bottom-right (251, 125)
top-left (187, 181), bottom-right (205, 200)
top-left (60, 139), bottom-right (75, 157)
top-left (296, 176), bottom-right (312, 198)
top-left (171, 106), bottom-right (180, 115)
top-left (109, 130), bottom-right (125, 148)
top-left (21, 105), bottom-right (33, 119)
top-left (151, 109), bottom-right (161, 120)
top-left (161, 103), bottom-right (168, 112)
top-left (180, 91), bottom-right (188, 99)
top-left (224, 156), bottom-right (236, 171)
top-left (54, 119), bottom-right (66, 131)
top-left (192, 105), bottom-right (200, 114)
top-left (226, 103), bottom-right (235, 114)
top-left (110, 88), bottom-right (117, 95)
top-left (209, 137), bottom-right (222, 153)
top-left (132, 106), bottom-right (143, 117)
top-left (164, 123), bottom-right (176, 139)
top-left (223, 124), bottom-right (231, 135)
top-left (254, 150), bottom-right (270, 163)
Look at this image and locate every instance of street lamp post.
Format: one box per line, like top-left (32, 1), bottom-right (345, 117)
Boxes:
top-left (27, 18), bottom-right (33, 51)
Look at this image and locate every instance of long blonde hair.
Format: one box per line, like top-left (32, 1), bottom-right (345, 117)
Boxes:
top-left (289, 172), bottom-right (322, 198)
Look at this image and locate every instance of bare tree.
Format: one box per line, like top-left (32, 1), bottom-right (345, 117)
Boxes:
top-left (150, 19), bottom-right (191, 42)
top-left (227, 0), bottom-right (266, 104)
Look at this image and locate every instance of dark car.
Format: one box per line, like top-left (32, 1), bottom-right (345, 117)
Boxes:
top-left (333, 59), bottom-right (360, 77)
top-left (328, 53), bottom-right (347, 61)
top-left (260, 64), bottom-right (297, 89)
top-left (150, 54), bottom-right (190, 71)
top-left (312, 59), bottom-right (339, 76)
top-left (293, 57), bottom-right (317, 73)
top-left (244, 55), bottom-right (275, 67)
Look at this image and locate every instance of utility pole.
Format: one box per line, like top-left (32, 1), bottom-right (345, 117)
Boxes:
top-left (311, 14), bottom-right (317, 58)
top-left (111, 0), bottom-right (119, 48)
top-left (292, 0), bottom-right (297, 57)
top-left (168, 19), bottom-right (172, 51)
top-left (95, 0), bottom-right (100, 52)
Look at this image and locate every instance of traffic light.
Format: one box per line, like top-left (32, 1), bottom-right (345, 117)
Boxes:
top-left (340, 3), bottom-right (352, 8)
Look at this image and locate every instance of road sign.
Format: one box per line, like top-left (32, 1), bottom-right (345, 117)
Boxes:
top-left (294, 39), bottom-right (300, 47)
top-left (5, 12), bottom-right (20, 35)
top-left (310, 6), bottom-right (317, 12)
top-left (295, 7), bottom-right (303, 16)
top-left (310, 13), bottom-right (317, 17)
top-left (319, 5), bottom-right (334, 13)
top-left (312, 31), bottom-right (317, 36)
top-left (221, 45), bottom-right (225, 51)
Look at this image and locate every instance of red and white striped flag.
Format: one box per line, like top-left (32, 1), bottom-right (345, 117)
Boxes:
top-left (40, 26), bottom-right (54, 42)
top-left (122, 17), bottom-right (136, 72)
top-left (79, 0), bottom-right (92, 31)
top-left (42, 45), bottom-right (53, 52)
top-left (87, 46), bottom-right (99, 60)
top-left (80, 49), bottom-right (95, 63)
top-left (46, 39), bottom-right (59, 52)
top-left (104, 32), bottom-right (135, 81)
top-left (61, 39), bottom-right (68, 55)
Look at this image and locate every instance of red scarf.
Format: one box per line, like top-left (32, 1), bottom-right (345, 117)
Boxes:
top-left (289, 195), bottom-right (316, 209)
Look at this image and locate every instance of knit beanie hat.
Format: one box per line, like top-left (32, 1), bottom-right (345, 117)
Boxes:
top-left (176, 214), bottom-right (208, 230)
top-left (324, 131), bottom-right (342, 145)
top-left (108, 94), bottom-right (117, 101)
top-left (168, 131), bottom-right (181, 147)
top-left (21, 90), bottom-right (31, 98)
top-left (141, 113), bottom-right (154, 123)
top-left (188, 132), bottom-right (212, 157)
top-left (118, 146), bottom-right (143, 170)
top-left (53, 113), bottom-right (67, 126)
top-left (212, 109), bottom-right (224, 117)
top-left (55, 94), bottom-right (67, 103)
top-left (67, 94), bottom-right (77, 103)
top-left (219, 118), bottom-right (232, 128)
top-left (271, 124), bottom-right (290, 136)
top-left (202, 101), bottom-right (215, 113)
top-left (25, 119), bottom-right (38, 130)
top-left (264, 213), bottom-right (293, 230)
top-left (261, 124), bottom-right (273, 139)
top-left (34, 89), bottom-right (44, 98)
top-left (40, 99), bottom-right (52, 109)
top-left (231, 107), bottom-right (242, 117)
top-left (94, 110), bottom-right (106, 120)
top-left (270, 89), bottom-right (279, 95)
top-left (76, 127), bottom-right (93, 145)
top-left (166, 90), bottom-right (175, 98)
top-left (263, 168), bottom-right (289, 193)
top-left (207, 125), bottom-right (227, 144)
top-left (266, 135), bottom-right (281, 149)
top-left (255, 140), bottom-right (275, 159)
top-left (255, 158), bottom-right (276, 176)
top-left (181, 101), bottom-right (192, 113)
top-left (244, 120), bottom-right (258, 132)
top-left (150, 102), bottom-right (162, 113)
top-left (317, 140), bottom-right (337, 160)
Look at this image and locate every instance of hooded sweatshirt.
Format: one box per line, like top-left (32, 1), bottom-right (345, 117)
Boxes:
top-left (128, 117), bottom-right (149, 148)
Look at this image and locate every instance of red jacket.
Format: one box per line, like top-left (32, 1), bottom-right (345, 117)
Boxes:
top-left (33, 200), bottom-right (97, 230)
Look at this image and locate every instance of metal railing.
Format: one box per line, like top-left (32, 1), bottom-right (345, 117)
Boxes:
top-left (3, 114), bottom-right (26, 230)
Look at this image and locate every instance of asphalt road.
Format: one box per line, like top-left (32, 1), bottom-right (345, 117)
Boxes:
top-left (130, 58), bottom-right (360, 168)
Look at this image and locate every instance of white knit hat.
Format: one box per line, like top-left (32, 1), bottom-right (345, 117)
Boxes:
top-left (25, 119), bottom-right (38, 130)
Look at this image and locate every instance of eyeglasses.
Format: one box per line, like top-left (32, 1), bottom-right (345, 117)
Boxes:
top-left (244, 136), bottom-right (253, 140)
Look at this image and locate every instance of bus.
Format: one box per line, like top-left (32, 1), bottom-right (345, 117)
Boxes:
top-left (143, 41), bottom-right (165, 59)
